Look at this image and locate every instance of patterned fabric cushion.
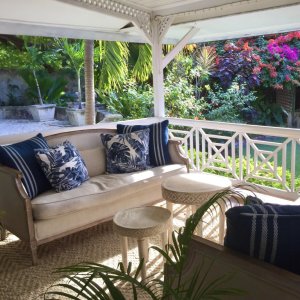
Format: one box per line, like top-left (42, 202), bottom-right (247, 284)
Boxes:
top-left (0, 133), bottom-right (51, 199)
top-left (224, 196), bottom-right (300, 275)
top-left (35, 141), bottom-right (89, 192)
top-left (117, 120), bottom-right (170, 167)
top-left (101, 129), bottom-right (150, 174)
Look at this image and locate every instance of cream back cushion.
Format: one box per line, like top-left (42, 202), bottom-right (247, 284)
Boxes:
top-left (79, 147), bottom-right (106, 176)
top-left (45, 130), bottom-right (115, 177)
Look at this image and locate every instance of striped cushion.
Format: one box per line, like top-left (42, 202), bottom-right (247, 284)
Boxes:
top-left (0, 133), bottom-right (51, 199)
top-left (117, 120), bottom-right (170, 166)
top-left (225, 196), bottom-right (300, 275)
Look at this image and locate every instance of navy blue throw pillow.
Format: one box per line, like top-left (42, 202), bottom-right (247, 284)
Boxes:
top-left (35, 141), bottom-right (89, 192)
top-left (101, 129), bottom-right (150, 174)
top-left (224, 197), bottom-right (300, 275)
top-left (117, 120), bottom-right (170, 167)
top-left (0, 133), bottom-right (51, 199)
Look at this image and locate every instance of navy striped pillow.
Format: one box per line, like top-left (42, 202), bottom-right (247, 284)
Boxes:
top-left (225, 198), bottom-right (300, 275)
top-left (117, 120), bottom-right (170, 167)
top-left (0, 133), bottom-right (51, 199)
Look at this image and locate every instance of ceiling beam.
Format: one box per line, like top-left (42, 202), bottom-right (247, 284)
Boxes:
top-left (171, 0), bottom-right (300, 25)
top-left (0, 21), bottom-right (149, 43)
top-left (55, 0), bottom-right (152, 42)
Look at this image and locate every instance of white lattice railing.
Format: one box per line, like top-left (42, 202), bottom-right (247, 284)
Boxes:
top-left (166, 117), bottom-right (300, 199)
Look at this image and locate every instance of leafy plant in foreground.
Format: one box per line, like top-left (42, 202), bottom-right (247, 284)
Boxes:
top-left (45, 187), bottom-right (246, 299)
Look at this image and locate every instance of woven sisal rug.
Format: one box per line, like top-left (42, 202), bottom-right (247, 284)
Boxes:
top-left (0, 221), bottom-right (166, 300)
top-left (0, 203), bottom-right (220, 300)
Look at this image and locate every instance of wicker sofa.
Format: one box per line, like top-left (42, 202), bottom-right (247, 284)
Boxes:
top-left (0, 127), bottom-right (188, 264)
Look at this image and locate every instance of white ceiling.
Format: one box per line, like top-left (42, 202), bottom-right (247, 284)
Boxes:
top-left (0, 0), bottom-right (299, 44)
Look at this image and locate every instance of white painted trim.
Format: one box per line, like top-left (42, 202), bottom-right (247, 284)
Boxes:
top-left (171, 0), bottom-right (300, 24)
top-left (162, 26), bottom-right (199, 69)
top-left (0, 21), bottom-right (149, 43)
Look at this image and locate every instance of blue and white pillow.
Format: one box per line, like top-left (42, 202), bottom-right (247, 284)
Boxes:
top-left (101, 129), bottom-right (150, 174)
top-left (117, 120), bottom-right (170, 167)
top-left (0, 133), bottom-right (51, 199)
top-left (225, 196), bottom-right (300, 275)
top-left (35, 141), bottom-right (89, 192)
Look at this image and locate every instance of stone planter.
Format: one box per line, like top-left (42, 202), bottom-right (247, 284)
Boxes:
top-left (28, 104), bottom-right (56, 122)
top-left (66, 108), bottom-right (86, 126)
top-left (55, 106), bottom-right (68, 121)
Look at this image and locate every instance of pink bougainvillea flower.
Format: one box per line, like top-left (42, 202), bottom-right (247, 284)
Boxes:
top-left (285, 75), bottom-right (291, 81)
top-left (253, 66), bottom-right (261, 74)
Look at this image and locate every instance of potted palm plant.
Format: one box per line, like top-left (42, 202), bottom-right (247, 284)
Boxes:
top-left (45, 187), bottom-right (246, 299)
top-left (22, 38), bottom-right (58, 122)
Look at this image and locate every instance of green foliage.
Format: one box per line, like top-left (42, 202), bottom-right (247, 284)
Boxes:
top-left (129, 43), bottom-right (152, 82)
top-left (96, 40), bottom-right (129, 92)
top-left (206, 82), bottom-right (257, 123)
top-left (165, 55), bottom-right (208, 119)
top-left (98, 81), bottom-right (153, 119)
top-left (0, 43), bottom-right (27, 69)
top-left (57, 38), bottom-right (85, 75)
top-left (45, 188), bottom-right (246, 299)
top-left (21, 72), bottom-right (67, 105)
top-left (251, 91), bottom-right (288, 126)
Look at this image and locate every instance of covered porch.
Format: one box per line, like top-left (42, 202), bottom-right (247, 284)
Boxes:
top-left (0, 1), bottom-right (300, 298)
top-left (1, 0), bottom-right (300, 201)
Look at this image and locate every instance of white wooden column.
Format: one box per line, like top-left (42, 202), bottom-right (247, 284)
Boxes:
top-left (151, 18), bottom-right (199, 118)
top-left (152, 19), bottom-right (165, 118)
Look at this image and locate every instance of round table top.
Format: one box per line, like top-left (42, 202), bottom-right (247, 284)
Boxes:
top-left (113, 206), bottom-right (171, 238)
top-left (161, 172), bottom-right (232, 205)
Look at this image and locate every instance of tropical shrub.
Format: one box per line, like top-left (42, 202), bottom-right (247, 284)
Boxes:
top-left (256, 35), bottom-right (298, 87)
top-left (212, 41), bottom-right (260, 91)
top-left (165, 54), bottom-right (208, 119)
top-left (99, 81), bottom-right (153, 119)
top-left (257, 32), bottom-right (300, 89)
top-left (205, 82), bottom-right (257, 123)
top-left (250, 92), bottom-right (288, 126)
top-left (22, 72), bottom-right (67, 105)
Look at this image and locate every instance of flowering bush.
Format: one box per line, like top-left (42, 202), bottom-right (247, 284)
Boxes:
top-left (212, 42), bottom-right (260, 90)
top-left (210, 31), bottom-right (300, 90)
top-left (257, 32), bottom-right (300, 89)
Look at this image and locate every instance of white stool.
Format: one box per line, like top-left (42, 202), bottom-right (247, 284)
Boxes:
top-left (113, 206), bottom-right (171, 281)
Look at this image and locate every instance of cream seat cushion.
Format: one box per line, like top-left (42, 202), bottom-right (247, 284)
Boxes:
top-left (32, 164), bottom-right (185, 220)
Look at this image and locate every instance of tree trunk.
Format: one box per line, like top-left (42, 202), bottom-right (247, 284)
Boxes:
top-left (84, 40), bottom-right (95, 125)
top-left (33, 70), bottom-right (43, 105)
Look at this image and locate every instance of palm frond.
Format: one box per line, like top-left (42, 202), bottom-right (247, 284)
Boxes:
top-left (131, 44), bottom-right (152, 82)
top-left (98, 41), bottom-right (129, 92)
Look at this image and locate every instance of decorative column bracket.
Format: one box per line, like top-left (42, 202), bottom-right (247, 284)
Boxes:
top-left (162, 26), bottom-right (199, 69)
top-left (154, 15), bottom-right (175, 44)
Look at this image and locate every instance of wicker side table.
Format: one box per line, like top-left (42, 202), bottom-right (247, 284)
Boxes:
top-left (113, 206), bottom-right (171, 281)
top-left (162, 172), bottom-right (232, 243)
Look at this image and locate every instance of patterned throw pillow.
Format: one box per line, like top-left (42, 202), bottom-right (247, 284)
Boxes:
top-left (225, 196), bottom-right (300, 275)
top-left (35, 141), bottom-right (89, 192)
top-left (117, 120), bottom-right (170, 167)
top-left (101, 129), bottom-right (150, 174)
top-left (0, 133), bottom-right (51, 199)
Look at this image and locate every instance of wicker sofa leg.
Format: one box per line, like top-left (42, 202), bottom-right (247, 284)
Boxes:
top-left (0, 224), bottom-right (6, 241)
top-left (30, 240), bottom-right (38, 265)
